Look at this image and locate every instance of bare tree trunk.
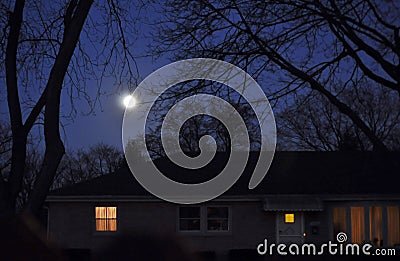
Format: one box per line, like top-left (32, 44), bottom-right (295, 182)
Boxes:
top-left (2, 0), bottom-right (26, 217)
top-left (26, 0), bottom-right (93, 217)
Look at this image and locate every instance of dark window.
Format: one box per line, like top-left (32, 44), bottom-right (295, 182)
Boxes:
top-left (179, 207), bottom-right (200, 231)
top-left (207, 207), bottom-right (229, 231)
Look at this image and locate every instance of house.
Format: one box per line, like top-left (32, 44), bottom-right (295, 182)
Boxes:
top-left (46, 151), bottom-right (400, 260)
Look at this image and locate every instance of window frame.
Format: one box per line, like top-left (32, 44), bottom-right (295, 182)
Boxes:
top-left (206, 206), bottom-right (230, 232)
top-left (177, 206), bottom-right (201, 232)
top-left (93, 205), bottom-right (119, 234)
top-left (177, 205), bottom-right (232, 235)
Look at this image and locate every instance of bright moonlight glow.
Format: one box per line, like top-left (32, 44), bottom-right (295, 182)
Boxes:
top-left (123, 95), bottom-right (136, 108)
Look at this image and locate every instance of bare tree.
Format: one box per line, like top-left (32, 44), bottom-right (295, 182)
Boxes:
top-left (9, 142), bottom-right (123, 208)
top-left (278, 82), bottom-right (400, 151)
top-left (0, 121), bottom-right (12, 179)
top-left (52, 143), bottom-right (123, 188)
top-left (138, 80), bottom-right (262, 159)
top-left (0, 120), bottom-right (44, 209)
top-left (17, 145), bottom-right (42, 209)
top-left (0, 0), bottom-right (141, 217)
top-left (152, 0), bottom-right (400, 151)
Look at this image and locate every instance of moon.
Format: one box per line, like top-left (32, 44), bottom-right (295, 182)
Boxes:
top-left (123, 95), bottom-right (136, 108)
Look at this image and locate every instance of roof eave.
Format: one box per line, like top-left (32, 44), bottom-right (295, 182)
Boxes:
top-left (45, 193), bottom-right (400, 203)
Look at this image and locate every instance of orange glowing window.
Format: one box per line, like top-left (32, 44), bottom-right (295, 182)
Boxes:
top-left (351, 207), bottom-right (365, 244)
top-left (387, 206), bottom-right (400, 246)
top-left (333, 207), bottom-right (347, 235)
top-left (369, 207), bottom-right (383, 246)
top-left (285, 213), bottom-right (295, 223)
top-left (95, 207), bottom-right (117, 231)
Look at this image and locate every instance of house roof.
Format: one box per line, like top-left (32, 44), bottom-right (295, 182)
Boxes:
top-left (48, 151), bottom-right (400, 199)
top-left (263, 196), bottom-right (324, 211)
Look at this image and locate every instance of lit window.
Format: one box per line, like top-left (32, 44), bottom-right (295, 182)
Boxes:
top-left (207, 207), bottom-right (229, 231)
top-left (351, 207), bottom-right (365, 244)
top-left (179, 207), bottom-right (200, 231)
top-left (285, 213), bottom-right (295, 223)
top-left (387, 206), bottom-right (400, 246)
top-left (333, 205), bottom-right (400, 246)
top-left (95, 207), bottom-right (117, 231)
top-left (333, 207), bottom-right (347, 236)
top-left (369, 207), bottom-right (383, 246)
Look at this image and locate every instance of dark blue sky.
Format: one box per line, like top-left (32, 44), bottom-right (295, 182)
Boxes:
top-left (0, 3), bottom-right (170, 152)
top-left (0, 45), bottom-right (168, 152)
top-left (61, 55), bottom-right (170, 151)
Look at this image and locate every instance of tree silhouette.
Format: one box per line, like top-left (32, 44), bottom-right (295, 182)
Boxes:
top-left (0, 0), bottom-right (140, 217)
top-left (153, 0), bottom-right (400, 151)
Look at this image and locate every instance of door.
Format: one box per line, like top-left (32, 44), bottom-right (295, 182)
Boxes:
top-left (276, 212), bottom-right (305, 244)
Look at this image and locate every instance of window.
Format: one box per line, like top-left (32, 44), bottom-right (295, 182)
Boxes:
top-left (179, 207), bottom-right (200, 231)
top-left (369, 207), bottom-right (383, 246)
top-left (95, 207), bottom-right (117, 231)
top-left (387, 206), bottom-right (400, 246)
top-left (207, 207), bottom-right (229, 231)
top-left (178, 206), bottom-right (230, 233)
top-left (333, 207), bottom-right (347, 236)
top-left (351, 207), bottom-right (365, 244)
top-left (333, 205), bottom-right (400, 246)
top-left (284, 213), bottom-right (295, 223)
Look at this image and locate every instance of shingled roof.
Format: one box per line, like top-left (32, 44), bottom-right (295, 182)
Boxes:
top-left (48, 151), bottom-right (400, 198)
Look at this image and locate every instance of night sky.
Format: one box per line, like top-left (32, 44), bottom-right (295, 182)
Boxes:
top-left (1, 1), bottom-right (398, 153)
top-left (0, 5), bottom-right (170, 151)
top-left (60, 55), bottom-right (169, 151)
